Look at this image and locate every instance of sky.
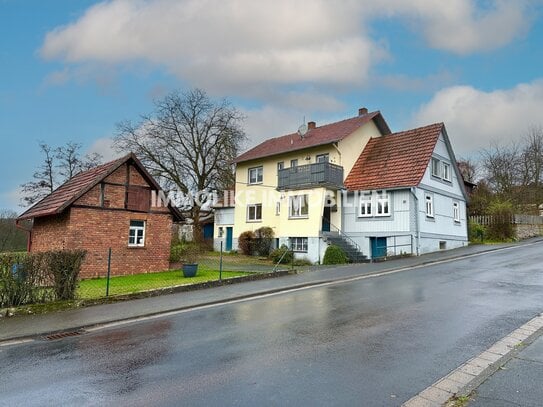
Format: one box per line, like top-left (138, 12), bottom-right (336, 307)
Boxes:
top-left (1, 0), bottom-right (543, 212)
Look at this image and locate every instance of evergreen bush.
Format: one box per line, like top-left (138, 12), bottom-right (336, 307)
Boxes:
top-left (322, 245), bottom-right (349, 265)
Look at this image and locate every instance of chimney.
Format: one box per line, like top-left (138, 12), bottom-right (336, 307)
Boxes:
top-left (358, 107), bottom-right (368, 116)
top-left (307, 121), bottom-right (316, 130)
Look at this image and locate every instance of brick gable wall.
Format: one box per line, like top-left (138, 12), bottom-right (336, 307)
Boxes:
top-left (29, 161), bottom-right (175, 278)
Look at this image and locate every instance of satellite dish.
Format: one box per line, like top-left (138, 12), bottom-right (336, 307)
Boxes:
top-left (297, 123), bottom-right (308, 138)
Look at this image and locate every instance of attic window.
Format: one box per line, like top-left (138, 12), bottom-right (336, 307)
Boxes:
top-left (431, 158), bottom-right (440, 177)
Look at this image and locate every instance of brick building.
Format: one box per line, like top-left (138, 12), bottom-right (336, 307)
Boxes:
top-left (17, 153), bottom-right (183, 278)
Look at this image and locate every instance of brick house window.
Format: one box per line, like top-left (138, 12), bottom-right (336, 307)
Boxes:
top-left (290, 237), bottom-right (308, 252)
top-left (129, 220), bottom-right (146, 247)
top-left (247, 204), bottom-right (262, 222)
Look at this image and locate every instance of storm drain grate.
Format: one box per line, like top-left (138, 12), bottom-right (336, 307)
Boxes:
top-left (43, 330), bottom-right (85, 341)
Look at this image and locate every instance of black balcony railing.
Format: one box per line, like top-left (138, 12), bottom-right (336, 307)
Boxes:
top-left (277, 162), bottom-right (344, 190)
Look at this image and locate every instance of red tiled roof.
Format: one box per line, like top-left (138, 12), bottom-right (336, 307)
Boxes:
top-left (17, 153), bottom-right (183, 221)
top-left (235, 111), bottom-right (390, 163)
top-left (344, 123), bottom-right (444, 191)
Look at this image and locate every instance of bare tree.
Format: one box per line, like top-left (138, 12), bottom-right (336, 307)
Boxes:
top-left (20, 142), bottom-right (103, 206)
top-left (20, 143), bottom-right (56, 206)
top-left (521, 126), bottom-right (543, 187)
top-left (457, 158), bottom-right (478, 183)
top-left (480, 143), bottom-right (522, 198)
top-left (114, 88), bottom-right (246, 241)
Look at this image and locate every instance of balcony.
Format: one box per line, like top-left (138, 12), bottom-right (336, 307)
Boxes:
top-left (277, 162), bottom-right (344, 191)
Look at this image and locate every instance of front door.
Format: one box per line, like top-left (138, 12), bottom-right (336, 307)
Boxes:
top-left (225, 227), bottom-right (233, 251)
top-left (322, 206), bottom-right (331, 232)
top-left (371, 237), bottom-right (387, 259)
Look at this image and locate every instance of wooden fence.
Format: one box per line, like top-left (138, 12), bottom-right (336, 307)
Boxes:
top-left (469, 214), bottom-right (543, 225)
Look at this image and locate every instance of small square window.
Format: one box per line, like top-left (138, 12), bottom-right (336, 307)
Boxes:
top-left (128, 220), bottom-right (145, 247)
top-left (290, 159), bottom-right (298, 168)
top-left (247, 204), bottom-right (262, 221)
top-left (290, 237), bottom-right (308, 252)
top-left (277, 162), bottom-right (284, 172)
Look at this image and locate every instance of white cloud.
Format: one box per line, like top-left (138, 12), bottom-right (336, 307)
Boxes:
top-left (371, 0), bottom-right (531, 55)
top-left (86, 137), bottom-right (120, 162)
top-left (412, 79), bottom-right (543, 155)
top-left (39, 0), bottom-right (533, 103)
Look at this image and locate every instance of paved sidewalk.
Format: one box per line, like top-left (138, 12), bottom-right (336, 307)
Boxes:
top-left (468, 331), bottom-right (543, 406)
top-left (0, 240), bottom-right (538, 343)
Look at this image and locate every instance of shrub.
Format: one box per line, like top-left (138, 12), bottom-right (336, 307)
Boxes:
top-left (0, 249), bottom-right (85, 306)
top-left (170, 243), bottom-right (185, 262)
top-left (468, 221), bottom-right (486, 242)
top-left (270, 244), bottom-right (293, 264)
top-left (46, 250), bottom-right (86, 300)
top-left (487, 201), bottom-right (515, 241)
top-left (322, 245), bottom-right (349, 265)
top-left (238, 231), bottom-right (256, 255)
top-left (254, 227), bottom-right (275, 256)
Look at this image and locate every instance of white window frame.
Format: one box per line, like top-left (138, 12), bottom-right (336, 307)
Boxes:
top-left (453, 202), bottom-right (460, 222)
top-left (291, 237), bottom-right (308, 252)
top-left (128, 220), bottom-right (146, 247)
top-left (275, 201), bottom-right (281, 216)
top-left (248, 166), bottom-right (263, 184)
top-left (425, 195), bottom-right (434, 218)
top-left (442, 162), bottom-right (451, 182)
top-left (289, 195), bottom-right (309, 218)
top-left (431, 158), bottom-right (440, 177)
top-left (247, 204), bottom-right (262, 222)
top-left (358, 193), bottom-right (372, 217)
top-left (277, 162), bottom-right (284, 172)
top-left (375, 191), bottom-right (390, 216)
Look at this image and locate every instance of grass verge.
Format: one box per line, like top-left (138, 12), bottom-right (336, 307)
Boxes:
top-left (78, 267), bottom-right (252, 299)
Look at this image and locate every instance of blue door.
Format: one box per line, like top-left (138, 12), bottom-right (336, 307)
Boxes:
top-left (225, 227), bottom-right (233, 251)
top-left (371, 237), bottom-right (387, 259)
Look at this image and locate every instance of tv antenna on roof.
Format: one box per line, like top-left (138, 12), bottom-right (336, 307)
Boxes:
top-left (297, 116), bottom-right (308, 138)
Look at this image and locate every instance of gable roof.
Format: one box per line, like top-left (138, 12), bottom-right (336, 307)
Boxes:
top-left (17, 153), bottom-right (183, 221)
top-left (344, 122), bottom-right (444, 191)
top-left (234, 110), bottom-right (391, 163)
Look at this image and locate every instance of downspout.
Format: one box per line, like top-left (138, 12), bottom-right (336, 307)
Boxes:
top-left (15, 218), bottom-right (33, 252)
top-left (332, 142), bottom-right (342, 165)
top-left (410, 187), bottom-right (420, 256)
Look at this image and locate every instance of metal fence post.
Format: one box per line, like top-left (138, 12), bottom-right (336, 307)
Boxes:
top-left (219, 241), bottom-right (223, 281)
top-left (106, 247), bottom-right (112, 297)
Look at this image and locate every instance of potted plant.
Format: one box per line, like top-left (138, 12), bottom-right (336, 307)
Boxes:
top-left (181, 244), bottom-right (201, 277)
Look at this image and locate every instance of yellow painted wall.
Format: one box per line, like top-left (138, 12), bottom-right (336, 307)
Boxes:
top-left (230, 119), bottom-right (384, 240)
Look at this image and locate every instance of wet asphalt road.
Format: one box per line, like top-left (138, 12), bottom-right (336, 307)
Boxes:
top-left (1, 243), bottom-right (543, 407)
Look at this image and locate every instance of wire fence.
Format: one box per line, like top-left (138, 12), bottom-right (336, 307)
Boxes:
top-left (77, 243), bottom-right (292, 300)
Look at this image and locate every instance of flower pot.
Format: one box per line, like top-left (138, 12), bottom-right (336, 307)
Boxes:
top-left (182, 263), bottom-right (198, 277)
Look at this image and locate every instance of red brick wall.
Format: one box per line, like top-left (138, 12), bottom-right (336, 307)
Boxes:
top-left (29, 161), bottom-right (175, 279)
top-left (31, 212), bottom-right (70, 251)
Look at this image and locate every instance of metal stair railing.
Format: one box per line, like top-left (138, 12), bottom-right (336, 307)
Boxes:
top-left (322, 217), bottom-right (362, 256)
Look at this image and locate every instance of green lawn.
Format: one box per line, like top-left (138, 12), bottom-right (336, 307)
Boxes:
top-left (78, 267), bottom-right (252, 299)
